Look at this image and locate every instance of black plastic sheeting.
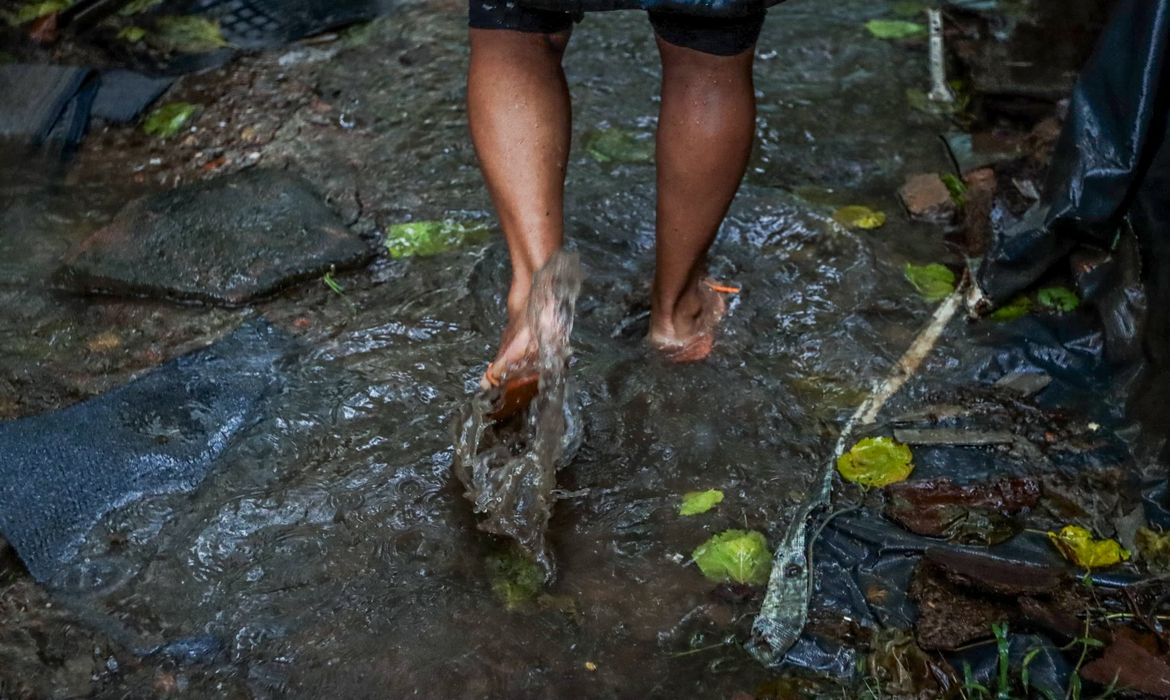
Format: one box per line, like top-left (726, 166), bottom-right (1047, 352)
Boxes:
top-left (0, 64), bottom-right (96, 150)
top-left (0, 320), bottom-right (292, 585)
top-left (974, 0), bottom-right (1170, 414)
top-left (183, 0), bottom-right (378, 48)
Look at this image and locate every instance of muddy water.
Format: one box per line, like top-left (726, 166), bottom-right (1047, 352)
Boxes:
top-left (0, 0), bottom-right (966, 696)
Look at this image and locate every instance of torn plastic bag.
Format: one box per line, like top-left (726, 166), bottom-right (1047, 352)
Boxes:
top-left (974, 0), bottom-right (1170, 371)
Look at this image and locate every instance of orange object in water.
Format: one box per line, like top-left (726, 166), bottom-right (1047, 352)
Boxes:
top-left (486, 372), bottom-right (540, 422)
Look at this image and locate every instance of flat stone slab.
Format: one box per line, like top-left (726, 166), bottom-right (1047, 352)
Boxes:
top-left (58, 169), bottom-right (372, 306)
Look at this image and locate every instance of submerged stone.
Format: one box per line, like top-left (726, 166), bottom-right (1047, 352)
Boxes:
top-left (58, 169), bottom-right (372, 306)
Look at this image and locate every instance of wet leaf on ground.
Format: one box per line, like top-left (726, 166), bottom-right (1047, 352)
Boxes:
top-left (487, 548), bottom-right (544, 610)
top-left (989, 295), bottom-right (1032, 321)
top-left (679, 489), bottom-right (723, 516)
top-left (904, 263), bottom-right (956, 302)
top-left (890, 0), bottom-right (927, 17)
top-left (1036, 286), bottom-right (1079, 313)
top-left (384, 219), bottom-right (492, 258)
top-left (1047, 525), bottom-right (1130, 569)
top-left (692, 529), bottom-right (771, 585)
top-left (837, 436), bottom-right (913, 487)
top-left (1136, 526), bottom-right (1170, 572)
top-left (118, 0), bottom-right (163, 15)
top-left (832, 205), bottom-right (886, 230)
top-left (865, 19), bottom-right (926, 39)
top-left (151, 16), bottom-right (227, 53)
top-left (583, 128), bottom-right (654, 164)
top-left (4, 0), bottom-right (69, 26)
top-left (885, 477), bottom-right (1039, 545)
top-left (939, 173), bottom-right (967, 205)
top-left (117, 25), bottom-right (146, 42)
top-left (142, 102), bottom-right (198, 138)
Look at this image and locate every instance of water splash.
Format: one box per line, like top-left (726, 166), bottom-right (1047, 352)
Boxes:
top-left (452, 250), bottom-right (584, 579)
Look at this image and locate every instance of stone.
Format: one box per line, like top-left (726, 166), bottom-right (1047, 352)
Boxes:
top-left (898, 173), bottom-right (955, 224)
top-left (58, 169), bottom-right (373, 306)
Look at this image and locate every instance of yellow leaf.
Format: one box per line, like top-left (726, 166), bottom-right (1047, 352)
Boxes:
top-left (832, 205), bottom-right (886, 230)
top-left (836, 436), bottom-right (913, 487)
top-left (1046, 525), bottom-right (1130, 569)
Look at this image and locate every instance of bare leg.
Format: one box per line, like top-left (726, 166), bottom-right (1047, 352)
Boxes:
top-left (649, 39), bottom-right (755, 358)
top-left (468, 28), bottom-right (572, 384)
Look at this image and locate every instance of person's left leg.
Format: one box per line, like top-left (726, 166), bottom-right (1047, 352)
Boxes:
top-left (647, 13), bottom-right (761, 360)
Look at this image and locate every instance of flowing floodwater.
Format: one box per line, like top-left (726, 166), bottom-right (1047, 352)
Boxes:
top-left (0, 0), bottom-right (988, 696)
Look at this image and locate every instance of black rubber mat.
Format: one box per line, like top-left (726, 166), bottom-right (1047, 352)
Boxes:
top-left (186, 0), bottom-right (377, 49)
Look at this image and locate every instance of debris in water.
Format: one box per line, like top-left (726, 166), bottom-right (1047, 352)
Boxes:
top-left (583, 127), bottom-right (654, 164)
top-left (486, 547), bottom-right (544, 610)
top-left (903, 262), bottom-right (956, 302)
top-left (1136, 526), bottom-right (1170, 572)
top-left (679, 489), bottom-right (724, 516)
top-left (1046, 525), bottom-right (1130, 569)
top-left (836, 436), bottom-right (913, 487)
top-left (1036, 286), bottom-right (1080, 313)
top-left (692, 530), bottom-right (771, 586)
top-left (898, 173), bottom-right (955, 224)
top-left (151, 16), bottom-right (228, 53)
top-left (384, 219), bottom-right (492, 258)
top-left (884, 477), bottom-right (1039, 544)
top-left (584, 661), bottom-right (597, 672)
top-left (142, 102), bottom-right (198, 138)
top-left (988, 294), bottom-right (1032, 321)
top-left (3, 0), bottom-right (67, 26)
top-left (864, 19), bottom-right (926, 39)
top-left (831, 205), bottom-right (886, 230)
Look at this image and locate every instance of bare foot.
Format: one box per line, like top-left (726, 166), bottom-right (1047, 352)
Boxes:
top-left (648, 278), bottom-right (733, 363)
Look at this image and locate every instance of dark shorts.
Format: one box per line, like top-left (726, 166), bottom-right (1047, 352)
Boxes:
top-left (468, 0), bottom-right (764, 57)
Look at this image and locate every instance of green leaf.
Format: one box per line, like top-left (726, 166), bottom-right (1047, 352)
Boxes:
top-left (1036, 286), bottom-right (1079, 313)
top-left (940, 173), bottom-right (967, 205)
top-left (142, 102), bottom-right (198, 138)
top-left (837, 436), bottom-right (914, 487)
top-left (904, 262), bottom-right (956, 302)
top-left (584, 128), bottom-right (654, 165)
top-left (832, 205), bottom-right (886, 230)
top-left (384, 219), bottom-right (492, 258)
top-left (890, 0), bottom-right (927, 17)
top-left (6, 0), bottom-right (70, 26)
top-left (117, 25), bottom-right (147, 42)
top-left (1046, 525), bottom-right (1130, 569)
top-left (486, 548), bottom-right (544, 610)
top-left (679, 489), bottom-right (724, 516)
top-left (989, 295), bottom-right (1033, 321)
top-left (118, 0), bottom-right (163, 15)
top-left (865, 19), bottom-right (926, 39)
top-left (692, 529), bottom-right (771, 585)
top-left (152, 16), bottom-right (227, 52)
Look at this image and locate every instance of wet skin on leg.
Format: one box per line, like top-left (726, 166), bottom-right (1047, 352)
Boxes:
top-left (649, 38), bottom-right (756, 359)
top-left (467, 28), bottom-right (572, 386)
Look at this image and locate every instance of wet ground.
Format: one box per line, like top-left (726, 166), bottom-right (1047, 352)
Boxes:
top-left (0, 0), bottom-right (1156, 697)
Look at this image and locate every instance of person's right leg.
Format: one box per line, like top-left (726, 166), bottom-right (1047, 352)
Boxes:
top-left (647, 14), bottom-right (760, 361)
top-left (468, 26), bottom-right (573, 386)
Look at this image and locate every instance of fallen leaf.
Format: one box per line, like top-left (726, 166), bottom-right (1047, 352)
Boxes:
top-left (5, 0), bottom-right (68, 26)
top-left (584, 128), bottom-right (654, 164)
top-left (486, 548), bottom-right (544, 610)
top-left (1036, 286), bottom-right (1079, 313)
top-left (903, 262), bottom-right (956, 302)
top-left (117, 25), bottom-right (146, 42)
top-left (142, 102), bottom-right (198, 138)
top-left (679, 489), bottom-right (724, 516)
top-left (865, 19), bottom-right (926, 39)
top-left (832, 205), bottom-right (886, 230)
top-left (989, 295), bottom-right (1032, 321)
top-left (384, 219), bottom-right (492, 258)
top-left (692, 529), bottom-right (771, 585)
top-left (837, 436), bottom-right (913, 487)
top-left (1047, 525), bottom-right (1130, 569)
top-left (151, 16), bottom-right (228, 53)
top-left (1136, 526), bottom-right (1170, 572)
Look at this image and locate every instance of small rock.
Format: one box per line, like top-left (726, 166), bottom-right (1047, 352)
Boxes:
top-left (898, 173), bottom-right (956, 224)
